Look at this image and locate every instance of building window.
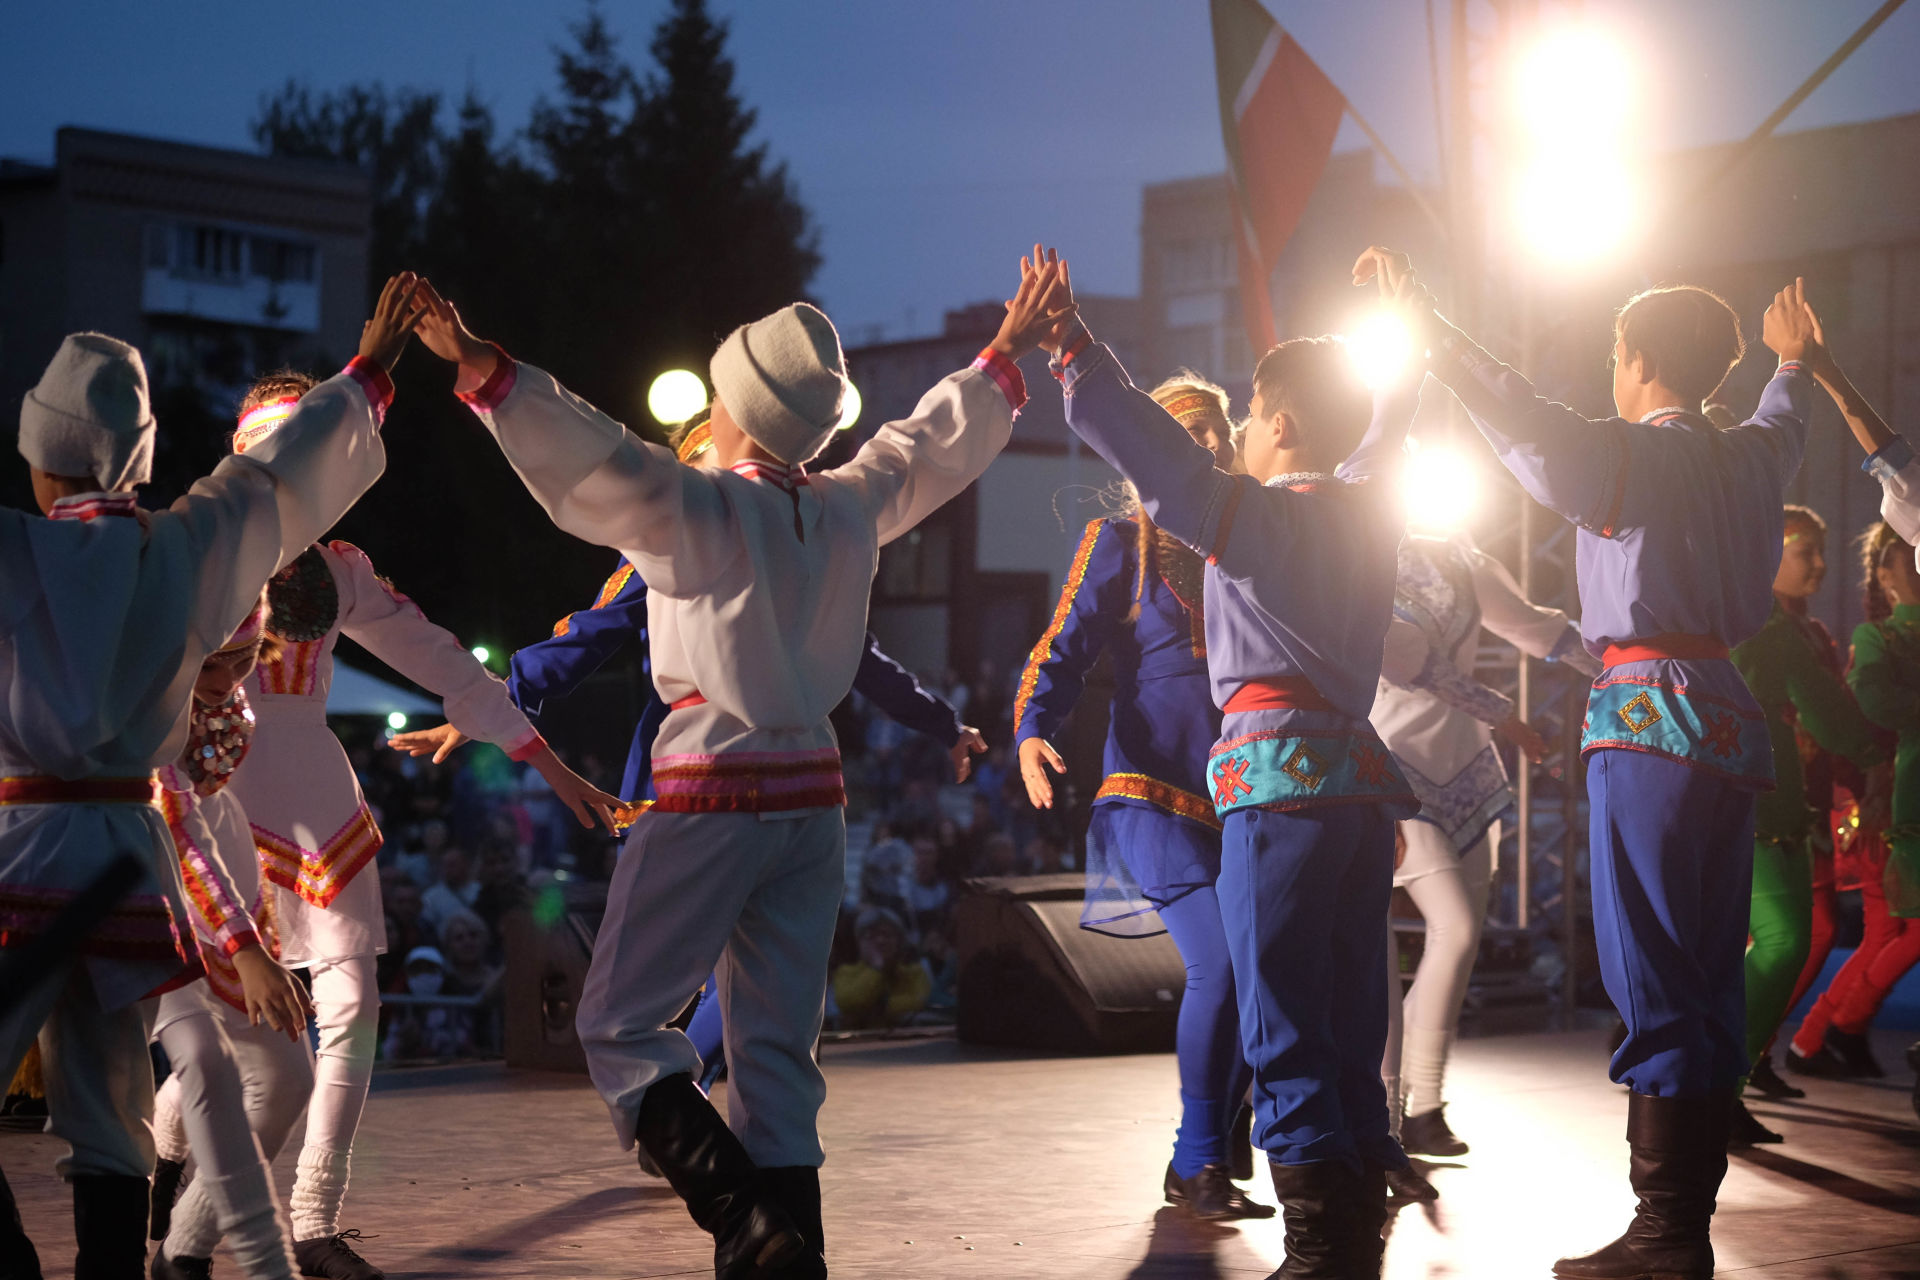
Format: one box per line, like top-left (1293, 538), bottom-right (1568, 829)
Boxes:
top-left (249, 235), bottom-right (316, 283)
top-left (174, 224), bottom-right (246, 281)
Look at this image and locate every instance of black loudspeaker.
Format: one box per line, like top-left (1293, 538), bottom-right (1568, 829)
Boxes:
top-left (956, 873), bottom-right (1187, 1054)
top-left (501, 880), bottom-right (607, 1073)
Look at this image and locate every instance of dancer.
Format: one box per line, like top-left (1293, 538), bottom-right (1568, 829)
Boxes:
top-left (0, 276), bottom-right (413, 1276)
top-left (149, 602), bottom-right (318, 1280)
top-left (1013, 374), bottom-right (1270, 1221)
top-left (1410, 257), bottom-right (1813, 1279)
top-left (1048, 250), bottom-right (1426, 1276)
top-left (1722, 506), bottom-right (1883, 1139)
top-left (222, 371), bottom-right (619, 1280)
top-left (1373, 532), bottom-right (1595, 1165)
top-left (409, 252), bottom-right (1068, 1279)
top-left (1788, 522), bottom-right (1920, 1076)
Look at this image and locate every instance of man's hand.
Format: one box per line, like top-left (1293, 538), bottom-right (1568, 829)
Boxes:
top-left (1496, 715), bottom-right (1550, 762)
top-left (526, 744), bottom-right (627, 833)
top-left (1018, 736), bottom-right (1066, 809)
top-left (413, 278), bottom-right (501, 387)
top-left (232, 945), bottom-right (314, 1042)
top-left (1352, 245), bottom-right (1441, 350)
top-left (949, 727), bottom-right (988, 784)
top-left (988, 246), bottom-right (1076, 361)
top-left (389, 722), bottom-right (470, 764)
top-left (358, 272), bottom-right (429, 371)
top-left (1763, 277), bottom-right (1820, 365)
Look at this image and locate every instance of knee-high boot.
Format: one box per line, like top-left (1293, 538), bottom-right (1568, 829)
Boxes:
top-left (1553, 1092), bottom-right (1731, 1280)
top-left (0, 1165), bottom-right (41, 1280)
top-left (760, 1166), bottom-right (825, 1279)
top-left (72, 1174), bottom-right (148, 1280)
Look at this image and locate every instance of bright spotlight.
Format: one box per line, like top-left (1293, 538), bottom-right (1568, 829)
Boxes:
top-left (1402, 441), bottom-right (1481, 533)
top-left (1346, 312), bottom-right (1416, 391)
top-left (1513, 28), bottom-right (1632, 144)
top-left (648, 369), bottom-right (708, 426)
top-left (386, 711), bottom-right (409, 731)
top-left (470, 645), bottom-right (491, 665)
top-left (836, 381), bottom-right (862, 432)
top-left (1514, 158), bottom-right (1638, 265)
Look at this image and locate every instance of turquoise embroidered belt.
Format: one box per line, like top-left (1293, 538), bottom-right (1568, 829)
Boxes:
top-left (1206, 727), bottom-right (1419, 819)
top-left (1582, 679), bottom-right (1774, 788)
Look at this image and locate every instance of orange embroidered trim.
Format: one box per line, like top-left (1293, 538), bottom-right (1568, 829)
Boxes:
top-left (1014, 518), bottom-right (1107, 736)
top-left (255, 805), bottom-right (383, 909)
top-left (1094, 773), bottom-right (1223, 830)
top-left (555, 562), bottom-right (640, 638)
top-left (258, 638), bottom-right (324, 696)
top-left (198, 941), bottom-right (248, 1014)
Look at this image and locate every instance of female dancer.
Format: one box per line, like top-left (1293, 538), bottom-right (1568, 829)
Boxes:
top-left (1373, 531), bottom-right (1595, 1164)
top-left (1015, 374), bottom-right (1270, 1221)
top-left (223, 372), bottom-right (619, 1280)
top-left (1789, 522), bottom-right (1920, 1076)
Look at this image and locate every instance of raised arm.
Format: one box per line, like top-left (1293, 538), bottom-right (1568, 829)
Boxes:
top-left (507, 561), bottom-right (647, 721)
top-left (854, 634), bottom-right (964, 749)
top-left (1783, 630), bottom-right (1884, 770)
top-left (1796, 291), bottom-right (1920, 545)
top-left (1849, 621), bottom-right (1920, 734)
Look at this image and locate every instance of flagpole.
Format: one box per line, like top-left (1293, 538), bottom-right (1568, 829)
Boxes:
top-left (1337, 96), bottom-right (1451, 246)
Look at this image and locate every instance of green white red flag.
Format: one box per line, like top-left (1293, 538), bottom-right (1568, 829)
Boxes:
top-left (1210, 0), bottom-right (1346, 354)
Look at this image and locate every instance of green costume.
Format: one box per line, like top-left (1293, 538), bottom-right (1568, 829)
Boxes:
top-left (1730, 602), bottom-right (1882, 1069)
top-left (1848, 605), bottom-right (1920, 917)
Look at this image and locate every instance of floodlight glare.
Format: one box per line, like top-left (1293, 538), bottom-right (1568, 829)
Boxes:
top-left (470, 645), bottom-right (491, 665)
top-left (386, 711), bottom-right (409, 731)
top-left (836, 381), bottom-right (863, 432)
top-left (1346, 312), bottom-right (1416, 391)
top-left (648, 369), bottom-right (709, 426)
top-left (1402, 441), bottom-right (1481, 533)
top-left (1514, 158), bottom-right (1638, 265)
top-left (1514, 27), bottom-right (1632, 144)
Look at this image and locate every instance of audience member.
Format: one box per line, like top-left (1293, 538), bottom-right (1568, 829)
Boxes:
top-left (831, 907), bottom-right (932, 1030)
top-left (421, 846), bottom-right (481, 935)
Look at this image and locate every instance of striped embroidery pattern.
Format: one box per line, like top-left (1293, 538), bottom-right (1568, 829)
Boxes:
top-left (257, 638), bottom-right (325, 696)
top-left (1014, 518), bottom-right (1106, 737)
top-left (46, 493), bottom-right (140, 523)
top-left (555, 562), bottom-right (640, 638)
top-left (159, 790), bottom-right (253, 954)
top-left (198, 940), bottom-right (248, 1014)
top-left (650, 749), bottom-right (845, 814)
top-left (255, 804), bottom-right (384, 908)
top-left (0, 882), bottom-right (190, 964)
top-left (1094, 773), bottom-right (1223, 831)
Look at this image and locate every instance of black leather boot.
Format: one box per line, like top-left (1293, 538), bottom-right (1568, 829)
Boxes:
top-left (635, 1074), bottom-right (804, 1280)
top-left (1825, 1028), bottom-right (1884, 1078)
top-left (760, 1167), bottom-right (825, 1279)
top-left (1266, 1161), bottom-right (1361, 1279)
top-left (0, 1165), bottom-right (41, 1280)
top-left (1228, 1101), bottom-right (1256, 1182)
top-left (1552, 1092), bottom-right (1731, 1280)
top-left (1398, 1105), bottom-right (1468, 1157)
top-left (1745, 1054), bottom-right (1802, 1099)
top-left (1347, 1164), bottom-right (1389, 1277)
top-left (72, 1174), bottom-right (148, 1280)
top-left (148, 1159), bottom-right (186, 1242)
top-left (1728, 1097), bottom-right (1781, 1147)
top-left (1163, 1163), bottom-right (1276, 1220)
top-left (1384, 1160), bottom-right (1438, 1204)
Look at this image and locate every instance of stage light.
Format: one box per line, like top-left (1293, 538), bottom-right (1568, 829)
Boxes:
top-left (648, 369), bottom-right (708, 426)
top-left (1509, 25), bottom-right (1640, 267)
top-left (387, 711), bottom-right (409, 731)
top-left (1402, 440), bottom-right (1481, 533)
top-left (1513, 27), bottom-right (1631, 146)
top-left (836, 381), bottom-right (862, 432)
top-left (1514, 158), bottom-right (1638, 265)
top-left (470, 645), bottom-right (491, 665)
top-left (1345, 312), bottom-right (1416, 391)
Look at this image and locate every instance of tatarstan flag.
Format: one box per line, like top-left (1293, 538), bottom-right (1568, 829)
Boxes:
top-left (1211, 0), bottom-right (1346, 353)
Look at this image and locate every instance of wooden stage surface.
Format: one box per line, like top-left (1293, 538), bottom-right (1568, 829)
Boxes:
top-left (6, 1027), bottom-right (1917, 1278)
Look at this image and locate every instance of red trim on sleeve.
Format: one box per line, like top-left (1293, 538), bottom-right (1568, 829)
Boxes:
top-left (1207, 482), bottom-right (1245, 565)
top-left (971, 348), bottom-right (1028, 413)
top-left (219, 929), bottom-right (262, 958)
top-left (506, 730), bottom-right (548, 763)
top-left (344, 356), bottom-right (395, 419)
top-left (458, 343), bottom-right (518, 412)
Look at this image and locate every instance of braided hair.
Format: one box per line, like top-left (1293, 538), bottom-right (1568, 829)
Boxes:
top-left (1859, 520), bottom-right (1911, 623)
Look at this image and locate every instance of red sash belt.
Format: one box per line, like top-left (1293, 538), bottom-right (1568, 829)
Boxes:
top-left (1601, 633), bottom-right (1729, 669)
top-left (0, 776), bottom-right (158, 806)
top-left (669, 693), bottom-right (708, 711)
top-left (1223, 676), bottom-right (1333, 714)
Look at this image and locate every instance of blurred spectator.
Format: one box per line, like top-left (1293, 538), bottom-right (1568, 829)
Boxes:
top-left (977, 832), bottom-right (1018, 879)
top-left (394, 816), bottom-right (448, 888)
top-left (421, 847), bottom-right (480, 935)
top-left (1024, 834), bottom-right (1072, 875)
top-left (831, 907), bottom-right (930, 1030)
top-left (378, 873), bottom-right (435, 993)
top-left (903, 837), bottom-right (952, 938)
top-left (861, 824), bottom-right (912, 914)
top-left (921, 926), bottom-right (959, 1014)
top-left (471, 840), bottom-right (529, 963)
top-left (439, 909), bottom-right (502, 1000)
top-left (938, 668), bottom-right (970, 718)
top-left (381, 947), bottom-right (480, 1060)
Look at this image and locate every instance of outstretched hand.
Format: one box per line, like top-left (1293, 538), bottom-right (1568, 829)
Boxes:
top-left (526, 745), bottom-right (627, 834)
top-left (1352, 246), bottom-right (1440, 344)
top-left (989, 245), bottom-right (1076, 361)
top-left (232, 945), bottom-right (314, 1041)
top-left (412, 278), bottom-right (501, 384)
top-left (357, 272), bottom-right (429, 371)
top-left (1019, 736), bottom-right (1067, 809)
top-left (1763, 277), bottom-right (1821, 365)
top-left (950, 726), bottom-right (988, 784)
top-left (389, 722), bottom-right (470, 764)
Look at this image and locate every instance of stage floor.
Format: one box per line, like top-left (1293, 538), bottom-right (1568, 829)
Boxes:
top-left (6, 1027), bottom-right (1917, 1278)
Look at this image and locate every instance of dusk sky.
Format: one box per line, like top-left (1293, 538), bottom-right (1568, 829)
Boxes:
top-left (6, 1), bottom-right (1919, 342)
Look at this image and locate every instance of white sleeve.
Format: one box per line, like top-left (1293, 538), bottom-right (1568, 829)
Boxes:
top-left (1379, 616), bottom-right (1431, 687)
top-left (467, 363), bottom-right (742, 598)
top-left (1879, 456), bottom-right (1920, 549)
top-left (1465, 544), bottom-right (1581, 661)
top-left (328, 544), bottom-right (543, 756)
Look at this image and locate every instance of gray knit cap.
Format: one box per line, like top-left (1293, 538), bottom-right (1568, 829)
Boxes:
top-left (709, 303), bottom-right (849, 465)
top-left (18, 333), bottom-right (155, 491)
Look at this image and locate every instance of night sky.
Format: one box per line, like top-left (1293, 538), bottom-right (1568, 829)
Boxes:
top-left (5, 1), bottom-right (1918, 340)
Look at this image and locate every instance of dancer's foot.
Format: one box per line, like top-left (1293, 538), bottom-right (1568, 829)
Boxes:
top-left (1228, 1101), bottom-right (1256, 1182)
top-left (295, 1230), bottom-right (385, 1280)
top-left (1163, 1163), bottom-right (1276, 1221)
top-left (1745, 1054), bottom-right (1803, 1099)
top-left (1728, 1099), bottom-right (1782, 1147)
top-left (151, 1248), bottom-right (214, 1280)
top-left (1784, 1044), bottom-right (1851, 1079)
top-left (1385, 1162), bottom-right (1439, 1204)
top-left (1825, 1028), bottom-right (1885, 1078)
top-left (149, 1157), bottom-right (188, 1241)
top-left (1399, 1105), bottom-right (1468, 1157)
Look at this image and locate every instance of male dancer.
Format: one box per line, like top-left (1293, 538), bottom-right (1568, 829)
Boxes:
top-left (0, 274), bottom-right (418, 1275)
top-left (410, 253), bottom-right (1067, 1279)
top-left (1403, 257), bottom-right (1815, 1279)
top-left (1046, 250), bottom-right (1426, 1276)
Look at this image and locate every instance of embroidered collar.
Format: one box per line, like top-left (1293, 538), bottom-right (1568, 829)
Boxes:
top-left (731, 459), bottom-right (808, 492)
top-left (1264, 471), bottom-right (1333, 491)
top-left (48, 492), bottom-right (139, 522)
top-left (1639, 405), bottom-right (1694, 425)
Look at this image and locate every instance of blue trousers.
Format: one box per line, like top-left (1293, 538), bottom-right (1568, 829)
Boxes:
top-left (1149, 883), bottom-right (1253, 1177)
top-left (1588, 752), bottom-right (1754, 1095)
top-left (1218, 805), bottom-right (1402, 1169)
top-left (687, 973), bottom-right (725, 1089)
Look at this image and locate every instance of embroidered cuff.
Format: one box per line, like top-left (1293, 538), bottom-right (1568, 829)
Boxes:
top-left (506, 729), bottom-right (548, 763)
top-left (1775, 359), bottom-right (1810, 381)
top-left (1429, 323), bottom-right (1493, 391)
top-left (217, 927), bottom-right (261, 958)
top-left (1055, 338), bottom-right (1112, 396)
top-left (1048, 323), bottom-right (1093, 383)
top-left (971, 348), bottom-right (1028, 413)
top-left (457, 343), bottom-right (518, 412)
top-left (1863, 433), bottom-right (1917, 482)
top-left (344, 356), bottom-right (395, 421)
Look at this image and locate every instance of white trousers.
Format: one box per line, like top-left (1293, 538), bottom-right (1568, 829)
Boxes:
top-left (1383, 820), bottom-right (1495, 1116)
top-left (154, 997), bottom-right (313, 1260)
top-left (288, 952), bottom-right (379, 1240)
top-left (576, 808), bottom-right (845, 1169)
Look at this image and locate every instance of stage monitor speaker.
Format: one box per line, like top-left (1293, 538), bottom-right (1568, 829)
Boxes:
top-left (956, 873), bottom-right (1186, 1055)
top-left (501, 880), bottom-right (607, 1073)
